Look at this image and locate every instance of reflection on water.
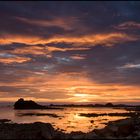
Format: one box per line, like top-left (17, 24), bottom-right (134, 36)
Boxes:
top-left (0, 106), bottom-right (129, 133)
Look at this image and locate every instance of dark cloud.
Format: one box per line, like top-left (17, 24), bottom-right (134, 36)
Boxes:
top-left (83, 43), bottom-right (140, 85)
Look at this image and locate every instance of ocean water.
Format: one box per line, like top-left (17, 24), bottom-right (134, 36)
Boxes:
top-left (0, 106), bottom-right (129, 133)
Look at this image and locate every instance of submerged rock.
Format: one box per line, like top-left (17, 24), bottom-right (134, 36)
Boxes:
top-left (17, 113), bottom-right (60, 118)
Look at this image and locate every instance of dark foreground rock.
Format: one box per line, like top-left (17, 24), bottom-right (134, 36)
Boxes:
top-left (0, 122), bottom-right (56, 139)
top-left (92, 116), bottom-right (140, 139)
top-left (0, 116), bottom-right (140, 139)
top-left (14, 98), bottom-right (62, 110)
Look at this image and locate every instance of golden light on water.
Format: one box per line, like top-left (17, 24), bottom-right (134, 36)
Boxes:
top-left (5, 107), bottom-right (128, 133)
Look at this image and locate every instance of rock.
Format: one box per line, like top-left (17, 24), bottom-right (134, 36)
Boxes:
top-left (90, 120), bottom-right (94, 124)
top-left (109, 125), bottom-right (118, 132)
top-left (69, 131), bottom-right (85, 139)
top-left (85, 132), bottom-right (100, 139)
top-left (0, 119), bottom-right (11, 123)
top-left (0, 122), bottom-right (56, 139)
top-left (94, 127), bottom-right (115, 138)
top-left (14, 98), bottom-right (47, 109)
top-left (34, 122), bottom-right (55, 139)
top-left (14, 98), bottom-right (63, 110)
top-left (105, 103), bottom-right (114, 107)
top-left (117, 123), bottom-right (134, 137)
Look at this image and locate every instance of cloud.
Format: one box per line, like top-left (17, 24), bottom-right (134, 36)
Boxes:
top-left (45, 33), bottom-right (138, 47)
top-left (0, 34), bottom-right (41, 45)
top-left (12, 46), bottom-right (47, 55)
top-left (84, 43), bottom-right (140, 86)
top-left (46, 46), bottom-right (90, 57)
top-left (0, 53), bottom-right (31, 64)
top-left (70, 54), bottom-right (86, 60)
top-left (0, 69), bottom-right (140, 103)
top-left (115, 21), bottom-right (140, 30)
top-left (15, 16), bottom-right (79, 30)
top-left (0, 2), bottom-right (140, 103)
top-left (118, 63), bottom-right (140, 69)
top-left (0, 45), bottom-right (90, 60)
top-left (0, 32), bottom-right (137, 47)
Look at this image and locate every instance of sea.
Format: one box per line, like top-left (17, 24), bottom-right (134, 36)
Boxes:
top-left (0, 103), bottom-right (130, 133)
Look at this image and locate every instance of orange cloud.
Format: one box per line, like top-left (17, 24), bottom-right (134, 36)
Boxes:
top-left (12, 46), bottom-right (46, 55)
top-left (47, 46), bottom-right (90, 53)
top-left (0, 53), bottom-right (31, 64)
top-left (0, 32), bottom-right (137, 47)
top-left (0, 34), bottom-right (41, 45)
top-left (0, 71), bottom-right (140, 103)
top-left (47, 33), bottom-right (137, 47)
top-left (2, 45), bottom-right (90, 58)
top-left (70, 55), bottom-right (86, 60)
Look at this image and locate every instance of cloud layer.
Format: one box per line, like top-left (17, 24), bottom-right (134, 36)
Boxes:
top-left (0, 1), bottom-right (140, 103)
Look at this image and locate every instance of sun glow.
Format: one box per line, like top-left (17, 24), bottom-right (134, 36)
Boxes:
top-left (74, 93), bottom-right (88, 98)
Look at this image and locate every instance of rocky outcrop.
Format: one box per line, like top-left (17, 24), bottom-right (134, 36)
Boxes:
top-left (14, 98), bottom-right (62, 110)
top-left (0, 122), bottom-right (56, 139)
top-left (14, 98), bottom-right (47, 109)
top-left (105, 103), bottom-right (114, 107)
top-left (92, 117), bottom-right (140, 139)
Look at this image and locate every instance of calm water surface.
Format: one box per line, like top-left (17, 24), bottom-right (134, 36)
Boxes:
top-left (0, 106), bottom-right (129, 133)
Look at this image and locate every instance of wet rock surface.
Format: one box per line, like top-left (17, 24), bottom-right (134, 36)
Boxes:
top-left (17, 113), bottom-right (60, 118)
top-left (92, 117), bottom-right (140, 139)
top-left (79, 112), bottom-right (139, 117)
top-left (0, 116), bottom-right (140, 139)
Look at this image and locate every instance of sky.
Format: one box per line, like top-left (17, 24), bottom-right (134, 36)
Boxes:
top-left (0, 1), bottom-right (140, 104)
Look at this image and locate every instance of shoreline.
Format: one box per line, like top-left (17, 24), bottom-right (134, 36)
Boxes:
top-left (0, 116), bottom-right (140, 139)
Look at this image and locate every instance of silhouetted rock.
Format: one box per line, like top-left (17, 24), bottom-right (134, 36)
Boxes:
top-left (105, 103), bottom-right (114, 107)
top-left (117, 123), bottom-right (134, 137)
top-left (94, 104), bottom-right (104, 107)
top-left (0, 122), bottom-right (56, 139)
top-left (0, 119), bottom-right (11, 123)
top-left (14, 98), bottom-right (47, 109)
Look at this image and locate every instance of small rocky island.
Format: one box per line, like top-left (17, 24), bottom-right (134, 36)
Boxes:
top-left (14, 98), bottom-right (62, 110)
